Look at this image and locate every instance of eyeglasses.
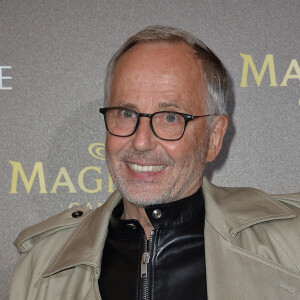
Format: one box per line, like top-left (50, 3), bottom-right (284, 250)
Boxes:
top-left (99, 107), bottom-right (216, 141)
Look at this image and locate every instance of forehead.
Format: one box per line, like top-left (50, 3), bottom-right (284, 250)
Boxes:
top-left (110, 42), bottom-right (206, 113)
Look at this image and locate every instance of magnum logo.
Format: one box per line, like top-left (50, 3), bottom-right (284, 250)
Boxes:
top-left (9, 143), bottom-right (114, 195)
top-left (240, 54), bottom-right (300, 87)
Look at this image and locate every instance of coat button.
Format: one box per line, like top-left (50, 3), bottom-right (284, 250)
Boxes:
top-left (152, 209), bottom-right (162, 219)
top-left (72, 210), bottom-right (83, 218)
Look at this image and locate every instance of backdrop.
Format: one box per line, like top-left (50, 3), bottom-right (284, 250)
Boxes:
top-left (1, 0), bottom-right (299, 297)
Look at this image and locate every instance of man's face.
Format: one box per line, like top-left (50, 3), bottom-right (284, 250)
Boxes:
top-left (106, 42), bottom-right (211, 207)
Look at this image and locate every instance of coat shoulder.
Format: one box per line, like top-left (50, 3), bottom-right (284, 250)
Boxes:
top-left (14, 205), bottom-right (94, 253)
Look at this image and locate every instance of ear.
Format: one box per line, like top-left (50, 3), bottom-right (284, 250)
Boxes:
top-left (206, 115), bottom-right (229, 162)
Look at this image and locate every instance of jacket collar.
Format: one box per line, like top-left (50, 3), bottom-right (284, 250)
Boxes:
top-left (44, 177), bottom-right (296, 277)
top-left (202, 177), bottom-right (296, 241)
top-left (43, 190), bottom-right (122, 278)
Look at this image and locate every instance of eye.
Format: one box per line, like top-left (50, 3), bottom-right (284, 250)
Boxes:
top-left (121, 109), bottom-right (135, 118)
top-left (164, 112), bottom-right (178, 123)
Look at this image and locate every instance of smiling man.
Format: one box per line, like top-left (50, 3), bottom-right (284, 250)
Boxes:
top-left (102, 40), bottom-right (227, 239)
top-left (8, 26), bottom-right (300, 300)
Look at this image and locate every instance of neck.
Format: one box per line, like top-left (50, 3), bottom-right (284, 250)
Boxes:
top-left (121, 199), bottom-right (154, 239)
top-left (120, 180), bottom-right (204, 239)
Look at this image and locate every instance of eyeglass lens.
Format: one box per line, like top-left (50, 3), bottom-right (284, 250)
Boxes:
top-left (105, 108), bottom-right (185, 140)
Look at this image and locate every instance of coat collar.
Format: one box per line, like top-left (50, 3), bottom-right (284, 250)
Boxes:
top-left (202, 177), bottom-right (296, 240)
top-left (43, 190), bottom-right (122, 277)
top-left (44, 177), bottom-right (296, 277)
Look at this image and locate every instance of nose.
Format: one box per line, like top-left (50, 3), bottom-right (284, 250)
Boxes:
top-left (131, 117), bottom-right (157, 151)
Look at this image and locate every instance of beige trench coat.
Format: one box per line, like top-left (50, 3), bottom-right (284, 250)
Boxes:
top-left (8, 178), bottom-right (300, 299)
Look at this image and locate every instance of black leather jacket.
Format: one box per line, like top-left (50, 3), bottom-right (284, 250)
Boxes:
top-left (99, 188), bottom-right (207, 300)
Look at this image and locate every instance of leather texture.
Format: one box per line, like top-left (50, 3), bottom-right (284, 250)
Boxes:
top-left (99, 188), bottom-right (207, 300)
top-left (8, 177), bottom-right (300, 300)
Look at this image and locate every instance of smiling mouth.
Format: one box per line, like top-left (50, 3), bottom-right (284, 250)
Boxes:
top-left (127, 163), bottom-right (166, 172)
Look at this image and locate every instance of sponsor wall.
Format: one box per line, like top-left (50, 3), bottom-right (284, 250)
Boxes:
top-left (1, 0), bottom-right (299, 297)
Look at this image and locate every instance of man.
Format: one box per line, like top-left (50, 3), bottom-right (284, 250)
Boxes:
top-left (8, 26), bottom-right (300, 299)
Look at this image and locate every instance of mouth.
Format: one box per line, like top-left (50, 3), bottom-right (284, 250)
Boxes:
top-left (127, 162), bottom-right (166, 172)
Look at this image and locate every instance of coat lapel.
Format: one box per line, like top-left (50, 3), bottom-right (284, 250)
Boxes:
top-left (202, 177), bottom-right (296, 241)
top-left (202, 178), bottom-right (300, 299)
top-left (43, 190), bottom-right (122, 277)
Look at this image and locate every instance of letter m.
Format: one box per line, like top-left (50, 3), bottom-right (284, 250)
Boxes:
top-left (240, 54), bottom-right (277, 87)
top-left (10, 161), bottom-right (47, 193)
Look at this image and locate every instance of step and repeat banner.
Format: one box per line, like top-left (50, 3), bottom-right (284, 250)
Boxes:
top-left (1, 0), bottom-right (299, 297)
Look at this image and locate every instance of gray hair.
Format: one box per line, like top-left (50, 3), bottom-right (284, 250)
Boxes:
top-left (104, 25), bottom-right (228, 116)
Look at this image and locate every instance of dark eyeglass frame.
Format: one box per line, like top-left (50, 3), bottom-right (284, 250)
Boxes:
top-left (99, 107), bottom-right (217, 141)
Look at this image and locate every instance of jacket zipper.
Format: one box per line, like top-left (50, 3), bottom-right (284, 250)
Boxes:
top-left (141, 231), bottom-right (154, 300)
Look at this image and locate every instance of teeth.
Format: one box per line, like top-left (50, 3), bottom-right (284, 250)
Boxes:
top-left (128, 163), bottom-right (166, 172)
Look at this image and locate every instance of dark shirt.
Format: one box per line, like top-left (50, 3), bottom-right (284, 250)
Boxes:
top-left (99, 188), bottom-right (207, 300)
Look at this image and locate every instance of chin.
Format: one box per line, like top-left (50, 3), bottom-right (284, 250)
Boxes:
top-left (126, 196), bottom-right (166, 208)
top-left (119, 185), bottom-right (172, 207)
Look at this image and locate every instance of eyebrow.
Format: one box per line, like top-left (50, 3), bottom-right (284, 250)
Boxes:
top-left (116, 103), bottom-right (137, 109)
top-left (158, 101), bottom-right (181, 109)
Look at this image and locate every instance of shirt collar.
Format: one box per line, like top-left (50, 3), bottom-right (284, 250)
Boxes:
top-left (146, 187), bottom-right (205, 228)
top-left (109, 187), bottom-right (205, 236)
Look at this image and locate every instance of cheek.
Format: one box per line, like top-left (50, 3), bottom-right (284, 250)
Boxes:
top-left (159, 139), bottom-right (196, 162)
top-left (164, 128), bottom-right (209, 162)
top-left (185, 123), bottom-right (209, 147)
top-left (105, 135), bottom-right (125, 159)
